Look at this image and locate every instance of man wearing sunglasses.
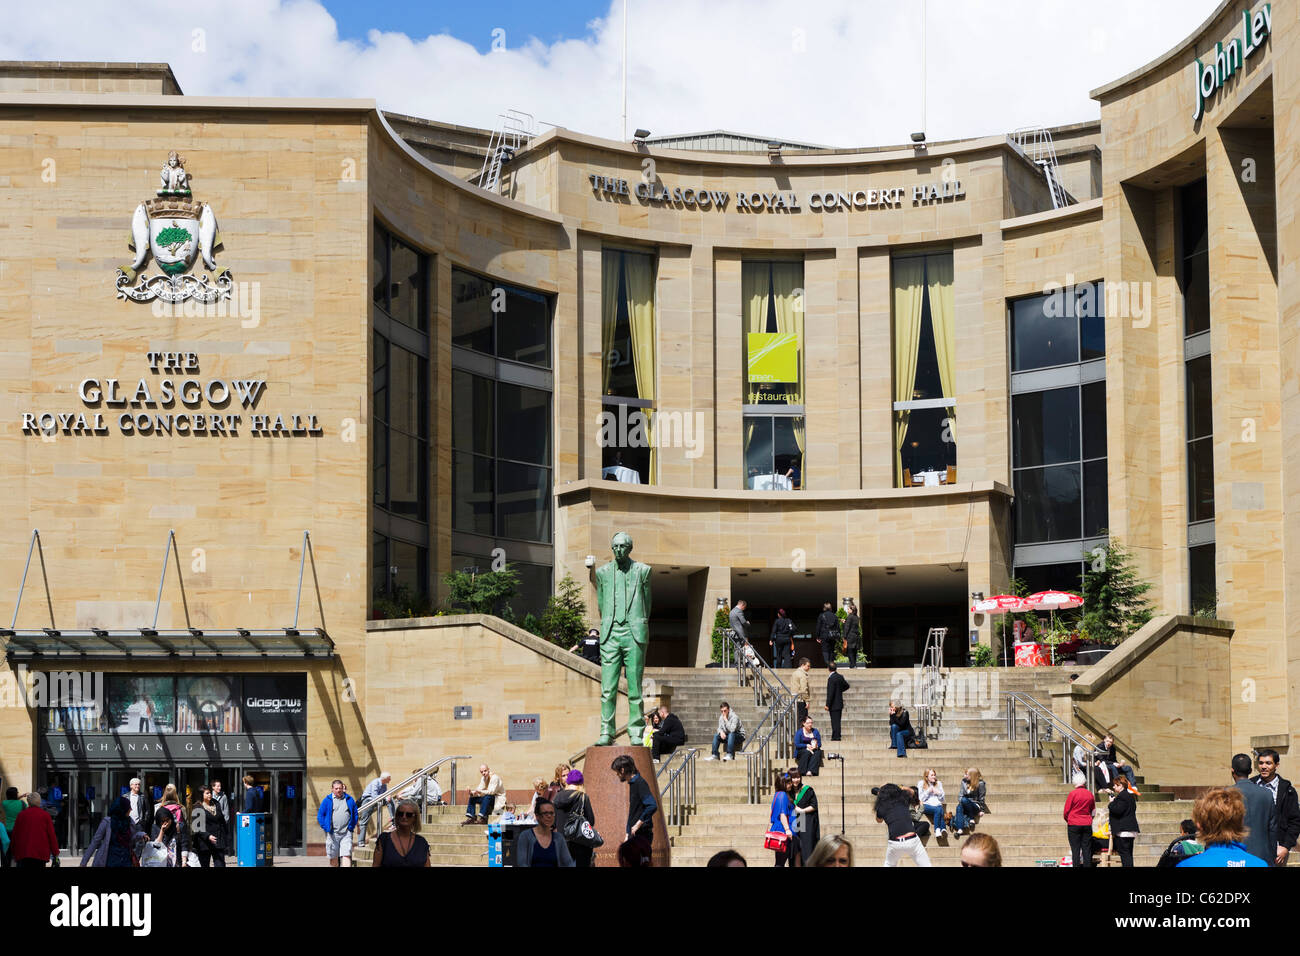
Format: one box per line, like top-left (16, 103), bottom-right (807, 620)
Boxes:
top-left (317, 779), bottom-right (358, 868)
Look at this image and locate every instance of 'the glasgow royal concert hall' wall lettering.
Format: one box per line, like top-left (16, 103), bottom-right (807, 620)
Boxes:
top-left (588, 172), bottom-right (965, 211)
top-left (21, 352), bottom-right (323, 439)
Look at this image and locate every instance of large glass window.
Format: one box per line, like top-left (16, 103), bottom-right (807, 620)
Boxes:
top-left (744, 415), bottom-right (805, 489)
top-left (1011, 284), bottom-right (1107, 566)
top-left (1186, 355), bottom-right (1215, 523)
top-left (892, 252), bottom-right (957, 486)
top-left (452, 268), bottom-right (552, 368)
top-left (372, 222), bottom-right (431, 607)
top-left (1180, 180), bottom-right (1210, 337)
top-left (1012, 281), bottom-right (1106, 372)
top-left (601, 249), bottom-right (656, 484)
top-left (1189, 543), bottom-right (1216, 613)
top-left (743, 260), bottom-right (804, 488)
top-left (451, 372), bottom-right (552, 543)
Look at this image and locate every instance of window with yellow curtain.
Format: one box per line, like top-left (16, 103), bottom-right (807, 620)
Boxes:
top-left (600, 248), bottom-right (656, 485)
top-left (892, 251), bottom-right (956, 487)
top-left (743, 260), bottom-right (804, 490)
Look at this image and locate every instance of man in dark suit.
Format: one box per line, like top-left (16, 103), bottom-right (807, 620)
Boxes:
top-left (824, 662), bottom-right (850, 741)
top-left (650, 705), bottom-right (687, 763)
top-left (728, 599), bottom-right (750, 642)
top-left (814, 602), bottom-right (840, 667)
top-left (1252, 749), bottom-right (1300, 866)
top-left (1231, 753), bottom-right (1276, 865)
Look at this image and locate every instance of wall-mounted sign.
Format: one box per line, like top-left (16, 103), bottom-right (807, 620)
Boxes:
top-left (507, 713), bottom-right (540, 742)
top-left (116, 152), bottom-right (233, 304)
top-left (747, 333), bottom-right (799, 383)
top-left (40, 732), bottom-right (307, 767)
top-left (454, 705), bottom-right (473, 720)
top-left (1192, 4), bottom-right (1271, 121)
top-left (589, 172), bottom-right (965, 212)
top-left (20, 351), bottom-right (323, 439)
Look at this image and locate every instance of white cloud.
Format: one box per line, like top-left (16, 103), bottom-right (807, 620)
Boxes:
top-left (2, 0), bottom-right (1214, 144)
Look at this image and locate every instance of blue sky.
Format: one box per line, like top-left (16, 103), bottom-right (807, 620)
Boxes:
top-left (0, 1), bottom-right (1217, 145)
top-left (321, 0), bottom-right (604, 52)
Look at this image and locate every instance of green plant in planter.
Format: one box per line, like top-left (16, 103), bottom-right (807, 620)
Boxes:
top-left (971, 644), bottom-right (995, 667)
top-left (710, 604), bottom-right (731, 664)
top-left (1081, 536), bottom-right (1155, 646)
top-left (1192, 591), bottom-right (1219, 620)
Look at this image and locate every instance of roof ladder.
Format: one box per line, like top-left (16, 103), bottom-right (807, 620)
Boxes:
top-left (1012, 126), bottom-right (1071, 210)
top-left (476, 109), bottom-right (535, 194)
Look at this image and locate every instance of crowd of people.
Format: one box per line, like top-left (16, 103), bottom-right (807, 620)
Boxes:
top-left (1063, 748), bottom-right (1298, 868)
top-left (0, 774), bottom-right (267, 869)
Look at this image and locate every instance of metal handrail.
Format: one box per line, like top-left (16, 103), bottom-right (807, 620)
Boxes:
top-left (720, 627), bottom-right (790, 704)
top-left (357, 755), bottom-right (472, 830)
top-left (656, 747), bottom-right (698, 827)
top-left (1005, 692), bottom-right (1099, 785)
top-left (918, 627), bottom-right (947, 739)
top-left (743, 693), bottom-right (797, 803)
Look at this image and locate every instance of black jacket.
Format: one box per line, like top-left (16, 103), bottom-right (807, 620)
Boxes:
top-left (825, 673), bottom-right (849, 711)
top-left (1235, 779), bottom-right (1277, 863)
top-left (1251, 774), bottom-right (1300, 850)
top-left (889, 709), bottom-right (913, 735)
top-left (815, 610), bottom-right (840, 640)
top-left (151, 804), bottom-right (191, 857)
top-left (656, 713), bottom-right (687, 746)
top-left (242, 786), bottom-right (265, 814)
top-left (191, 803), bottom-right (228, 853)
top-left (771, 617), bottom-right (794, 643)
top-left (1108, 791), bottom-right (1139, 834)
top-left (625, 774), bottom-right (658, 835)
top-left (842, 612), bottom-right (861, 646)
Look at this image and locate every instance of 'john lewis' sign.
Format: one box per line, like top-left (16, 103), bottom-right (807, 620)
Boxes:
top-left (1192, 4), bottom-right (1271, 122)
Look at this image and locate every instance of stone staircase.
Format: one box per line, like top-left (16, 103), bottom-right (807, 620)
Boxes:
top-left (356, 664), bottom-right (1200, 867)
top-left (647, 664), bottom-right (1198, 867)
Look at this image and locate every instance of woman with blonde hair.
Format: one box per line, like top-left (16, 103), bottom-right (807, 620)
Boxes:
top-left (525, 776), bottom-right (549, 820)
top-left (917, 768), bottom-right (947, 836)
top-left (953, 767), bottom-right (988, 835)
top-left (807, 834), bottom-right (853, 867)
top-left (547, 763), bottom-right (571, 801)
top-left (372, 798), bottom-right (430, 867)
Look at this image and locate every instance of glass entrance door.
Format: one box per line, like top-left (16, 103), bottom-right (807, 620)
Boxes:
top-left (274, 770), bottom-right (304, 855)
top-left (143, 768), bottom-right (174, 808)
top-left (76, 770), bottom-right (105, 854)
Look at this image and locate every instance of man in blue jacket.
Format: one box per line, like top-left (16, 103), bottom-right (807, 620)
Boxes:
top-left (318, 779), bottom-right (358, 868)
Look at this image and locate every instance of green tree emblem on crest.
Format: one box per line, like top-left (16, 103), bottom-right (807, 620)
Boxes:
top-left (155, 225), bottom-right (192, 254)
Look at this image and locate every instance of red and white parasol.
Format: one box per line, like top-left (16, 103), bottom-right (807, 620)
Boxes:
top-left (970, 595), bottom-right (1029, 665)
top-left (970, 594), bottom-right (1028, 614)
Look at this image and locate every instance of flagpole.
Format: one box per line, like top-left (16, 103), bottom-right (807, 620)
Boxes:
top-left (621, 0), bottom-right (628, 141)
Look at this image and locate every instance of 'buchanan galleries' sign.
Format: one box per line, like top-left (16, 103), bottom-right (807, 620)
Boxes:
top-left (589, 172), bottom-right (965, 212)
top-left (1192, 3), bottom-right (1271, 122)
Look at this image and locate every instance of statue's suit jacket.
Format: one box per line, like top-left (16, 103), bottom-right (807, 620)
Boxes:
top-left (596, 560), bottom-right (652, 643)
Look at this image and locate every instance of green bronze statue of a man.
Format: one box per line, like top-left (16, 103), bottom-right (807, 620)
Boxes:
top-left (594, 531), bottom-right (652, 746)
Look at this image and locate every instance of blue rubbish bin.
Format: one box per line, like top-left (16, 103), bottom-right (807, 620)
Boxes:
top-left (236, 813), bottom-right (273, 867)
top-left (487, 822), bottom-right (504, 867)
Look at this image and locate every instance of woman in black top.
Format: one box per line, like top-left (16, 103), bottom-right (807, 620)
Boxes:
top-left (192, 786), bottom-right (227, 867)
top-left (1106, 777), bottom-right (1140, 867)
top-left (789, 767), bottom-right (820, 863)
top-left (552, 770), bottom-right (597, 867)
top-left (372, 798), bottom-right (430, 867)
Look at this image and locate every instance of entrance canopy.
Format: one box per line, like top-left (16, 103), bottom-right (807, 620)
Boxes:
top-left (2, 627), bottom-right (333, 661)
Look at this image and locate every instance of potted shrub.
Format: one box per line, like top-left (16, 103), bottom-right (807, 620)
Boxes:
top-left (1079, 536), bottom-right (1155, 663)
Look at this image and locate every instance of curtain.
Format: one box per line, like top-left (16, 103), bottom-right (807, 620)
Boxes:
top-left (601, 251), bottom-right (621, 395)
top-left (771, 262), bottom-right (805, 481)
top-left (927, 253), bottom-right (957, 444)
top-left (893, 257), bottom-right (926, 485)
top-left (623, 252), bottom-right (656, 480)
